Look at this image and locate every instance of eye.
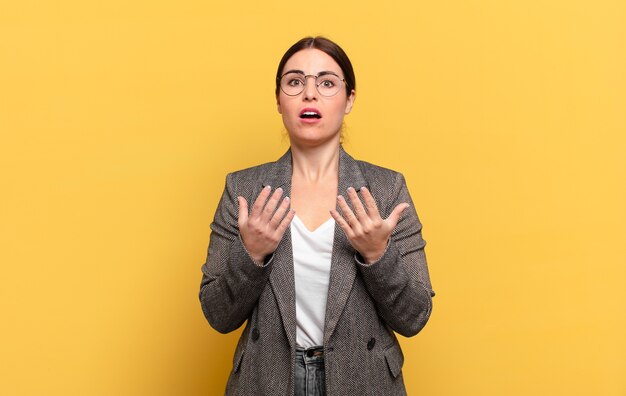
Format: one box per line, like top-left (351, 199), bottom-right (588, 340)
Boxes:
top-left (287, 78), bottom-right (304, 87)
top-left (319, 79), bottom-right (335, 88)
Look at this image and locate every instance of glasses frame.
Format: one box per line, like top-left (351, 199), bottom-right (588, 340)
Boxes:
top-left (278, 71), bottom-right (347, 97)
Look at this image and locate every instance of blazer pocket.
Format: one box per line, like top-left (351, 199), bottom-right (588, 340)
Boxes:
top-left (384, 343), bottom-right (405, 378)
top-left (232, 331), bottom-right (247, 374)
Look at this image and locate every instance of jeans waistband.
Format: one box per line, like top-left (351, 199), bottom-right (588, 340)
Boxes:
top-left (296, 346), bottom-right (324, 359)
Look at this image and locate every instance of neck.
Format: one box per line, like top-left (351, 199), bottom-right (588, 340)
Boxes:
top-left (290, 141), bottom-right (340, 183)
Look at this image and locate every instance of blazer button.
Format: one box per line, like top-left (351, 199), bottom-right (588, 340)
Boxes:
top-left (251, 328), bottom-right (260, 342)
top-left (367, 338), bottom-right (376, 350)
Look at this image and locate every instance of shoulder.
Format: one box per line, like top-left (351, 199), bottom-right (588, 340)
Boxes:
top-left (227, 161), bottom-right (275, 181)
top-left (354, 158), bottom-right (405, 188)
top-left (227, 149), bottom-right (290, 183)
top-left (355, 159), bottom-right (402, 179)
top-left (222, 151), bottom-right (289, 197)
top-left (348, 155), bottom-right (410, 216)
top-left (222, 162), bottom-right (273, 199)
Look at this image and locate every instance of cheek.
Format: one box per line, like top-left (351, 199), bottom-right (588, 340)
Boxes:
top-left (329, 101), bottom-right (349, 119)
top-left (279, 97), bottom-right (299, 115)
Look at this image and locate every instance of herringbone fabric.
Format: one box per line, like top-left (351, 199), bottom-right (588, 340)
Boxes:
top-left (199, 147), bottom-right (435, 395)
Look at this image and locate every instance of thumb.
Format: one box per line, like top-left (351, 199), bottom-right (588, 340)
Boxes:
top-left (237, 196), bottom-right (248, 227)
top-left (387, 203), bottom-right (410, 228)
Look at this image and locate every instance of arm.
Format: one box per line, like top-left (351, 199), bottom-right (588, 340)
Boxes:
top-left (198, 174), bottom-right (281, 333)
top-left (332, 173), bottom-right (435, 337)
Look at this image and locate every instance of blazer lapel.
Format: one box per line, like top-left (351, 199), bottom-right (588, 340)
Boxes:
top-left (263, 150), bottom-right (297, 349)
top-left (261, 147), bottom-right (369, 348)
top-left (324, 147), bottom-right (368, 344)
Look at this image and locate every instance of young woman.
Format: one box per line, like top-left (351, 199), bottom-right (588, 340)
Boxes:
top-left (199, 36), bottom-right (435, 396)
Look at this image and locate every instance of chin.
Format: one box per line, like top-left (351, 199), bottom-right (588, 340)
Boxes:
top-left (288, 129), bottom-right (341, 148)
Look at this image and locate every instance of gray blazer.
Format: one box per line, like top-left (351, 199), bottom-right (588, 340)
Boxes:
top-left (199, 147), bottom-right (435, 395)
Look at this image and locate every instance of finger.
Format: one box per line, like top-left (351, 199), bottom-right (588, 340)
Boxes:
top-left (261, 187), bottom-right (284, 222)
top-left (275, 208), bottom-right (296, 237)
top-left (250, 185), bottom-right (272, 218)
top-left (269, 196), bottom-right (290, 229)
top-left (386, 203), bottom-right (410, 228)
top-left (359, 187), bottom-right (380, 219)
top-left (237, 196), bottom-right (249, 227)
top-left (337, 195), bottom-right (361, 232)
top-left (329, 209), bottom-right (355, 238)
top-left (347, 187), bottom-right (368, 221)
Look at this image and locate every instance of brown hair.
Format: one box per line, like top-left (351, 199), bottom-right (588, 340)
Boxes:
top-left (275, 36), bottom-right (356, 97)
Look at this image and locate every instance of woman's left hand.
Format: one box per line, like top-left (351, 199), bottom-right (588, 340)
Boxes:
top-left (330, 186), bottom-right (409, 264)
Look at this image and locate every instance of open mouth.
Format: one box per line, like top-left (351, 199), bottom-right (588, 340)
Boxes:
top-left (299, 109), bottom-right (322, 119)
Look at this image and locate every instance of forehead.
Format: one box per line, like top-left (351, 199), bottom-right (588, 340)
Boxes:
top-left (282, 48), bottom-right (342, 75)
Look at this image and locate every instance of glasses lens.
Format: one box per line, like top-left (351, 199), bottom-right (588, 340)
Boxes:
top-left (279, 73), bottom-right (344, 96)
top-left (280, 73), bottom-right (305, 96)
top-left (316, 74), bottom-right (342, 97)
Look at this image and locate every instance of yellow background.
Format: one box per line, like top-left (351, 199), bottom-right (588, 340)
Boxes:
top-left (1, 0), bottom-right (625, 395)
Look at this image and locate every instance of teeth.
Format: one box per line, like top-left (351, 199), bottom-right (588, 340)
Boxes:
top-left (301, 111), bottom-right (321, 118)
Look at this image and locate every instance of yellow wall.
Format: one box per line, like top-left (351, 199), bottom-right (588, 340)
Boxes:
top-left (1, 0), bottom-right (625, 395)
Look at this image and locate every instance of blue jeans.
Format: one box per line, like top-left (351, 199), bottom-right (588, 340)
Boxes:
top-left (295, 346), bottom-right (326, 396)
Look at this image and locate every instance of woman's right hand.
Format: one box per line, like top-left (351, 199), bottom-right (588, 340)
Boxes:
top-left (237, 186), bottom-right (295, 265)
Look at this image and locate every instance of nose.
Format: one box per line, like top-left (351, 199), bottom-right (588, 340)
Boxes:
top-left (302, 75), bottom-right (318, 101)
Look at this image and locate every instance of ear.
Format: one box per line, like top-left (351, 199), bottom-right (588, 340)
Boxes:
top-left (276, 95), bottom-right (282, 114)
top-left (344, 89), bottom-right (356, 114)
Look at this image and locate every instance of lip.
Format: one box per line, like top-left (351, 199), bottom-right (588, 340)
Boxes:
top-left (299, 107), bottom-right (322, 117)
top-left (298, 107), bottom-right (322, 124)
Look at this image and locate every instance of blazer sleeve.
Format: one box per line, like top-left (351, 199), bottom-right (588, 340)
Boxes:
top-left (198, 173), bottom-right (273, 334)
top-left (356, 172), bottom-right (435, 337)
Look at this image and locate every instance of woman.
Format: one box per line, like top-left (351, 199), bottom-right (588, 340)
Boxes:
top-left (199, 36), bottom-right (435, 396)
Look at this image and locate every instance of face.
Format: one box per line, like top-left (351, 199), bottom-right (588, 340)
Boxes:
top-left (276, 48), bottom-right (355, 148)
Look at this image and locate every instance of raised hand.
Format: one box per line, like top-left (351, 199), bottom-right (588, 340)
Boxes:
top-left (238, 186), bottom-right (295, 265)
top-left (330, 186), bottom-right (409, 264)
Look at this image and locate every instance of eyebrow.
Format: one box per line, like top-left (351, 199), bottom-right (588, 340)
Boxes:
top-left (283, 69), bottom-right (340, 77)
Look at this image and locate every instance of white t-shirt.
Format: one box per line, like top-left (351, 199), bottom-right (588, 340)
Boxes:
top-left (290, 214), bottom-right (335, 348)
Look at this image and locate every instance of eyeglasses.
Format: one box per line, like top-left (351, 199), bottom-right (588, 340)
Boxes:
top-left (279, 71), bottom-right (346, 97)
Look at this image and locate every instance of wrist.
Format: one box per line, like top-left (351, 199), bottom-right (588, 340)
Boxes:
top-left (362, 239), bottom-right (391, 264)
top-left (239, 235), bottom-right (268, 267)
top-left (251, 254), bottom-right (266, 266)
